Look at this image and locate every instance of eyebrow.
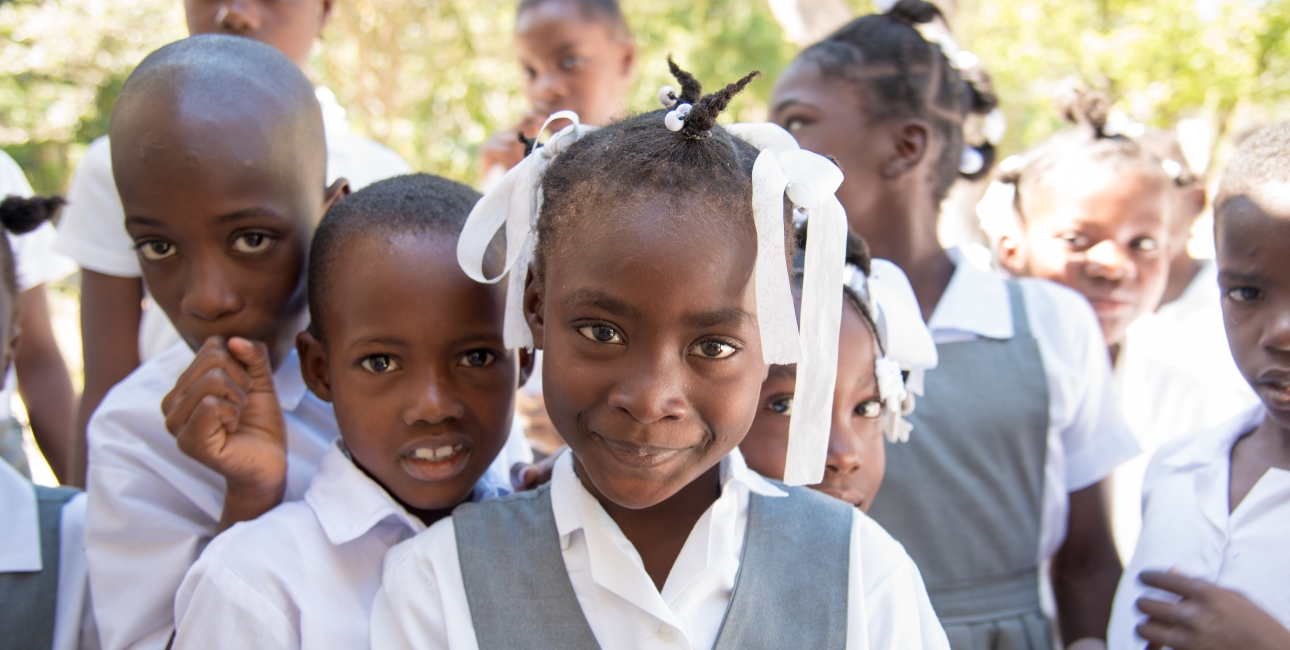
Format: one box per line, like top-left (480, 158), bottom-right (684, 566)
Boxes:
top-left (1218, 269), bottom-right (1268, 284)
top-left (680, 306), bottom-right (754, 329)
top-left (124, 206), bottom-right (287, 229)
top-left (565, 288), bottom-right (643, 320)
top-left (351, 335), bottom-right (409, 349)
top-left (770, 97), bottom-right (815, 115)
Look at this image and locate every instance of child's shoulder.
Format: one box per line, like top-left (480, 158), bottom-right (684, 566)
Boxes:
top-left (92, 342), bottom-right (194, 432)
top-left (200, 499), bottom-right (317, 572)
top-left (1145, 404), bottom-right (1266, 489)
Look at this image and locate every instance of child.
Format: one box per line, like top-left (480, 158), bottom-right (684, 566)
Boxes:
top-left (1106, 122), bottom-right (1290, 650)
top-left (171, 174), bottom-right (532, 649)
top-left (55, 0), bottom-right (411, 486)
top-left (770, 3), bottom-right (1138, 647)
top-left (478, 0), bottom-right (636, 183)
top-left (372, 61), bottom-right (948, 649)
top-left (0, 196), bottom-right (96, 650)
top-left (83, 35), bottom-right (348, 650)
top-left (741, 230), bottom-right (937, 512)
top-left (0, 152), bottom-right (77, 482)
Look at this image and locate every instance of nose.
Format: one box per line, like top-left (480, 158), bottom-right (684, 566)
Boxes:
top-left (825, 419), bottom-right (864, 476)
top-left (606, 350), bottom-right (688, 424)
top-left (532, 70), bottom-right (568, 107)
top-left (217, 0), bottom-right (260, 32)
top-left (403, 367), bottom-right (466, 426)
top-left (179, 256), bottom-right (243, 322)
top-left (1084, 240), bottom-right (1133, 282)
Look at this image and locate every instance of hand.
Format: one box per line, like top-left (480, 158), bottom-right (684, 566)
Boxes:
top-left (162, 337), bottom-right (288, 525)
top-left (511, 447), bottom-right (565, 492)
top-left (477, 112), bottom-right (547, 179)
top-left (1136, 570), bottom-right (1290, 650)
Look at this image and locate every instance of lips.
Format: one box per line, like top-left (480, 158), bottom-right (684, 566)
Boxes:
top-left (1256, 370), bottom-right (1290, 410)
top-left (593, 433), bottom-right (691, 469)
top-left (398, 440), bottom-right (473, 482)
top-left (815, 485), bottom-right (866, 508)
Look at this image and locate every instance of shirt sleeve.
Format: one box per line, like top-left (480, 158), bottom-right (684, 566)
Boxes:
top-left (372, 520), bottom-right (479, 650)
top-left (52, 493), bottom-right (98, 650)
top-left (173, 551), bottom-right (298, 650)
top-left (53, 137), bottom-right (142, 278)
top-left (848, 511), bottom-right (950, 650)
top-left (12, 222), bottom-right (79, 291)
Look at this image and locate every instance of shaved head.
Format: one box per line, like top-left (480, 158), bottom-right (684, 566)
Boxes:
top-left (1217, 122), bottom-right (1290, 223)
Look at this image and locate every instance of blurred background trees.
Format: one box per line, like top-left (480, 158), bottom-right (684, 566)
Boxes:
top-left (2, 0), bottom-right (1288, 194)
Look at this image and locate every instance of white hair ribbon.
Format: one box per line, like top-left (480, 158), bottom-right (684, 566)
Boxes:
top-left (457, 110), bottom-right (594, 350)
top-left (846, 260), bottom-right (938, 443)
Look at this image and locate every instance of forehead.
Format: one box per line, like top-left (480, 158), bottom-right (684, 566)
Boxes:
top-left (772, 59), bottom-right (863, 113)
top-left (516, 1), bottom-right (614, 45)
top-left (1218, 187), bottom-right (1290, 260)
top-left (1024, 157), bottom-right (1166, 226)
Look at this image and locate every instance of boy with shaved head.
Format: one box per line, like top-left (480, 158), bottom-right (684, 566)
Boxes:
top-left (1108, 122), bottom-right (1290, 650)
top-left (84, 35), bottom-right (347, 650)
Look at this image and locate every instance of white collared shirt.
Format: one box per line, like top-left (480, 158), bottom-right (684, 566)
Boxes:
top-left (52, 88), bottom-right (412, 362)
top-left (1108, 405), bottom-right (1290, 650)
top-left (172, 439), bottom-right (515, 650)
top-left (1111, 262), bottom-right (1259, 558)
top-left (0, 460), bottom-right (98, 650)
top-left (371, 449), bottom-right (949, 650)
top-left (931, 248), bottom-right (1140, 562)
top-left (85, 342), bottom-right (340, 650)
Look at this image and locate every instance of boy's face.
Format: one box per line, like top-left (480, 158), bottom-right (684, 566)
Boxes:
top-left (299, 232), bottom-right (526, 512)
top-left (526, 198), bottom-right (766, 510)
top-left (116, 103), bottom-right (341, 368)
top-left (186, 0), bottom-right (332, 69)
top-left (741, 302), bottom-right (885, 511)
top-left (515, 0), bottom-right (634, 127)
top-left (1217, 183), bottom-right (1290, 428)
top-left (1003, 160), bottom-right (1169, 346)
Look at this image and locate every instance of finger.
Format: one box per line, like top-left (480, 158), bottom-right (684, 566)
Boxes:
top-left (1140, 570), bottom-right (1211, 599)
top-left (174, 395), bottom-right (237, 463)
top-left (1136, 597), bottom-right (1192, 626)
top-left (164, 370), bottom-right (248, 435)
top-left (163, 338), bottom-right (252, 412)
top-left (1136, 619), bottom-right (1190, 649)
top-left (228, 337), bottom-right (276, 393)
top-left (510, 462), bottom-right (530, 492)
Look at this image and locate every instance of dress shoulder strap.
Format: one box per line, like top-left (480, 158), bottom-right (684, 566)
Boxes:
top-left (1006, 280), bottom-right (1033, 338)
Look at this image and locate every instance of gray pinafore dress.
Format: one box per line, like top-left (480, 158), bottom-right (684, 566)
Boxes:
top-left (454, 479), bottom-right (853, 649)
top-left (0, 484), bottom-right (80, 649)
top-left (867, 281), bottom-right (1053, 649)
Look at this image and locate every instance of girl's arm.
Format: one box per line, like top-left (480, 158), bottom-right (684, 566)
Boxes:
top-left (1052, 479), bottom-right (1122, 646)
top-left (75, 270), bottom-right (142, 486)
top-left (13, 283), bottom-right (76, 482)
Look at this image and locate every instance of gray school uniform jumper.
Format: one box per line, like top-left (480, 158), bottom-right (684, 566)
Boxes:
top-left (0, 484), bottom-right (80, 649)
top-left (455, 478), bottom-right (853, 649)
top-left (868, 281), bottom-right (1053, 649)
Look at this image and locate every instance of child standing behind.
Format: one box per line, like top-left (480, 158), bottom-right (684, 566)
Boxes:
top-left (1107, 122), bottom-right (1290, 650)
top-left (374, 62), bottom-right (947, 649)
top-left (173, 174), bottom-right (532, 649)
top-left (84, 36), bottom-right (349, 650)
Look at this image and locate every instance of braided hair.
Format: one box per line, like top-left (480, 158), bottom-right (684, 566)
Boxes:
top-left (797, 0), bottom-right (998, 202)
top-left (532, 60), bottom-right (781, 279)
top-left (0, 195), bottom-right (63, 316)
top-left (999, 90), bottom-right (1170, 225)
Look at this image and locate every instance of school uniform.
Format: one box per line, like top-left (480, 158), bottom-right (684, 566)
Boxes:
top-left (1107, 404), bottom-right (1290, 649)
top-left (1111, 262), bottom-right (1259, 557)
top-left (0, 151), bottom-right (78, 477)
top-left (371, 448), bottom-right (948, 650)
top-left (0, 458), bottom-right (98, 650)
top-left (866, 248), bottom-right (1140, 649)
top-left (172, 438), bottom-right (516, 650)
top-left (53, 87), bottom-right (411, 361)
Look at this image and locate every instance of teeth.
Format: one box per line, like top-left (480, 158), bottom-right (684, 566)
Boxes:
top-left (412, 445), bottom-right (463, 461)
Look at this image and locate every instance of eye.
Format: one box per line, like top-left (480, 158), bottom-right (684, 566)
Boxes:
top-left (783, 116), bottom-right (811, 132)
top-left (1227, 287), bottom-right (1264, 302)
top-left (689, 339), bottom-right (738, 359)
top-left (523, 66), bottom-right (537, 81)
top-left (577, 324), bottom-right (624, 345)
top-left (232, 232), bottom-right (275, 254)
top-left (1131, 236), bottom-right (1159, 253)
top-left (856, 400), bottom-right (882, 418)
top-left (359, 355), bottom-right (401, 373)
top-left (560, 55), bottom-right (583, 70)
top-left (767, 396), bottom-right (793, 416)
top-left (1059, 232), bottom-right (1092, 251)
top-left (459, 350), bottom-right (497, 368)
top-left (137, 240), bottom-right (177, 261)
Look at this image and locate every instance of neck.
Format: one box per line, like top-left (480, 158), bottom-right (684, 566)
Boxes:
top-left (1254, 414), bottom-right (1290, 460)
top-left (1159, 254), bottom-right (1204, 308)
top-left (354, 458), bottom-right (463, 528)
top-left (856, 194), bottom-right (954, 321)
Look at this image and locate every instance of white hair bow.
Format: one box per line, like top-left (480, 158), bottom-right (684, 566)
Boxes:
top-left (457, 111), bottom-right (595, 350)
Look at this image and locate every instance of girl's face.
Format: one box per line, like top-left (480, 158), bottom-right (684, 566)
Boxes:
top-left (740, 301), bottom-right (885, 511)
top-left (770, 60), bottom-right (888, 237)
top-left (1002, 160), bottom-right (1169, 346)
top-left (525, 198), bottom-right (766, 510)
top-left (515, 0), bottom-right (634, 127)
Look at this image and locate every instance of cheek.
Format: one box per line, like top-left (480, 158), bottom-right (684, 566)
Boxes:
top-left (739, 414), bottom-right (789, 479)
top-left (1024, 235), bottom-right (1077, 280)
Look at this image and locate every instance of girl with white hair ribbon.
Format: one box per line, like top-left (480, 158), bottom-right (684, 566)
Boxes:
top-left (384, 59), bottom-right (949, 650)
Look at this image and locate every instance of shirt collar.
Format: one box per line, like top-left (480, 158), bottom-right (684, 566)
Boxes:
top-left (314, 86), bottom-right (351, 137)
top-left (926, 247), bottom-right (1015, 340)
top-left (0, 459), bottom-right (42, 572)
top-left (306, 443), bottom-right (427, 546)
top-left (1160, 403), bottom-right (1266, 471)
top-left (273, 348), bottom-right (308, 412)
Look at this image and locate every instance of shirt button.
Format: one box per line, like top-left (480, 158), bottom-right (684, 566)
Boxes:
top-left (656, 626), bottom-right (678, 643)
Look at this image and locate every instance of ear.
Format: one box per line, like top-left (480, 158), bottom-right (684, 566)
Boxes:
top-left (318, 0), bottom-right (335, 33)
top-left (1, 323), bottom-right (19, 391)
top-left (619, 40), bottom-right (637, 78)
top-left (297, 329), bottom-right (333, 402)
top-left (522, 265), bottom-right (545, 351)
top-left (516, 347), bottom-right (536, 389)
top-left (996, 233), bottom-right (1027, 276)
top-left (1182, 185), bottom-right (1207, 223)
top-left (323, 178), bottom-right (350, 214)
top-left (881, 120), bottom-right (930, 180)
